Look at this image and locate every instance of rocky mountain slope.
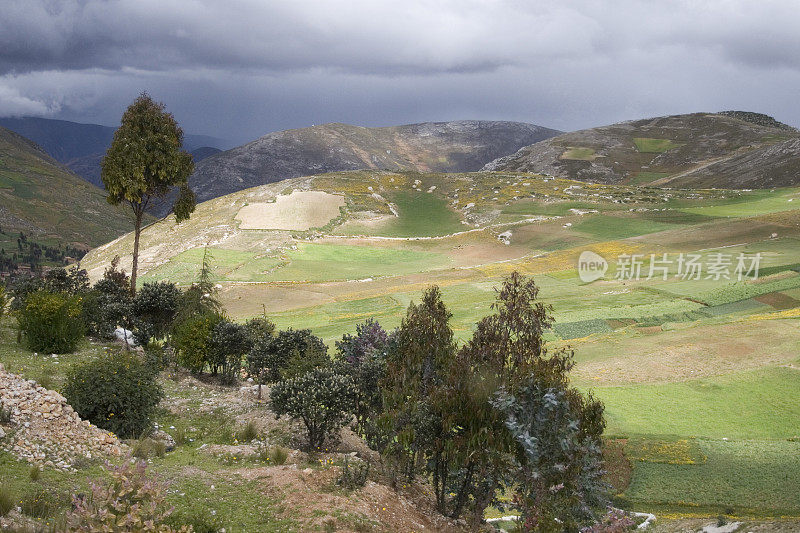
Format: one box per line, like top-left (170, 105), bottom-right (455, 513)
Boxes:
top-left (483, 112), bottom-right (800, 188)
top-left (0, 117), bottom-right (227, 188)
top-left (187, 120), bottom-right (560, 206)
top-left (0, 125), bottom-right (134, 248)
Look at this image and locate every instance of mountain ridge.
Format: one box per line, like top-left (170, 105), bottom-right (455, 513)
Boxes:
top-left (186, 120), bottom-right (561, 208)
top-left (482, 111), bottom-right (800, 189)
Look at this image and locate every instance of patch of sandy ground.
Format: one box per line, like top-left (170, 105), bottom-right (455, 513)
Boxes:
top-left (236, 190), bottom-right (345, 231)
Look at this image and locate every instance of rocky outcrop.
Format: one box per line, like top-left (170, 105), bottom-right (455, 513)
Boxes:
top-left (0, 365), bottom-right (126, 470)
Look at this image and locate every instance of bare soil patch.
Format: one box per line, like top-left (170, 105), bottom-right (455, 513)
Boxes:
top-left (236, 190), bottom-right (345, 230)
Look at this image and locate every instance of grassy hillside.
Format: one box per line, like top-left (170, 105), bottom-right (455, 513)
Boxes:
top-left (82, 169), bottom-right (800, 518)
top-left (0, 125), bottom-right (135, 250)
top-left (483, 111), bottom-right (800, 189)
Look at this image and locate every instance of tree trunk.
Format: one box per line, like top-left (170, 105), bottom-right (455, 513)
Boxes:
top-left (130, 207), bottom-right (143, 296)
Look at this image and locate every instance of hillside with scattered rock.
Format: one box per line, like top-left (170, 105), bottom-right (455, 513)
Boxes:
top-left (185, 120), bottom-right (560, 210)
top-left (483, 112), bottom-right (800, 189)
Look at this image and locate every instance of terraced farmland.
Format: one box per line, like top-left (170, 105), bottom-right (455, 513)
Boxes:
top-left (82, 170), bottom-right (800, 518)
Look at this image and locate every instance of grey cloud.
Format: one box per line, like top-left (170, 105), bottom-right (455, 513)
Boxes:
top-left (1, 0), bottom-right (800, 143)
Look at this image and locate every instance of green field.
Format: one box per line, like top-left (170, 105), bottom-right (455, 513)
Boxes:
top-left (633, 137), bottom-right (682, 153)
top-left (337, 189), bottom-right (465, 238)
top-left (77, 171), bottom-right (800, 520)
top-left (561, 146), bottom-right (597, 160)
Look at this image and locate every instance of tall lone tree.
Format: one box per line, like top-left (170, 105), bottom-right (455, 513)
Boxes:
top-left (101, 93), bottom-right (196, 294)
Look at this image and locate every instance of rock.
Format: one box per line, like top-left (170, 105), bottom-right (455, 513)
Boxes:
top-left (0, 427), bottom-right (5, 439)
top-left (151, 429), bottom-right (176, 452)
top-left (0, 368), bottom-right (127, 470)
top-left (114, 327), bottom-right (137, 346)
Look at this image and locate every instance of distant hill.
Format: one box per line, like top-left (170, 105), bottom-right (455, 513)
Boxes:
top-left (0, 116), bottom-right (228, 188)
top-left (0, 125), bottom-right (135, 251)
top-left (64, 145), bottom-right (223, 188)
top-left (187, 120), bottom-right (561, 207)
top-left (483, 112), bottom-right (800, 189)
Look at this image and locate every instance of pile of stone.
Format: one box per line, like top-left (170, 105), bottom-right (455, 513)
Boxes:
top-left (0, 365), bottom-right (126, 470)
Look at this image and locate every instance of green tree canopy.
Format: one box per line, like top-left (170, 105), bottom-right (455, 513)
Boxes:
top-left (101, 92), bottom-right (196, 293)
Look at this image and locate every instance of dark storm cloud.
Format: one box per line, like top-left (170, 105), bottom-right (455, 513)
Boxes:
top-left (1, 0), bottom-right (800, 142)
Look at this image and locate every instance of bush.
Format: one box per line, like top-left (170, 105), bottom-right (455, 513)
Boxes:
top-left (267, 328), bottom-right (327, 381)
top-left (63, 350), bottom-right (163, 438)
top-left (20, 488), bottom-right (59, 518)
top-left (82, 257), bottom-right (133, 339)
top-left (282, 342), bottom-right (331, 380)
top-left (0, 284), bottom-right (6, 323)
top-left (236, 421), bottom-right (259, 443)
top-left (0, 401), bottom-right (11, 424)
top-left (335, 319), bottom-right (390, 445)
top-left (245, 316), bottom-right (275, 342)
top-left (247, 336), bottom-right (280, 395)
top-left (209, 320), bottom-right (251, 384)
top-left (0, 485), bottom-right (13, 516)
top-left (17, 290), bottom-right (85, 353)
top-left (492, 376), bottom-right (607, 531)
top-left (133, 281), bottom-right (181, 343)
top-left (66, 459), bottom-right (191, 532)
top-left (171, 312), bottom-right (224, 373)
top-left (336, 457), bottom-right (370, 490)
top-left (270, 367), bottom-right (357, 450)
top-left (336, 318), bottom-right (389, 366)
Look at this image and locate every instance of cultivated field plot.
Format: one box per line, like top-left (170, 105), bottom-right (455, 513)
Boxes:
top-left (81, 171), bottom-right (800, 518)
top-left (235, 190), bottom-right (345, 230)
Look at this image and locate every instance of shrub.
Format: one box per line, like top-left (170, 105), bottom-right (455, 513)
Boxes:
top-left (63, 350), bottom-right (163, 438)
top-left (247, 336), bottom-right (278, 398)
top-left (0, 283), bottom-right (6, 323)
top-left (20, 488), bottom-right (58, 518)
top-left (0, 401), bottom-right (12, 424)
top-left (171, 312), bottom-right (224, 373)
top-left (209, 320), bottom-right (251, 383)
top-left (336, 318), bottom-right (389, 366)
top-left (83, 281), bottom-right (134, 340)
top-left (335, 319), bottom-right (389, 446)
top-left (266, 328), bottom-right (327, 381)
top-left (66, 459), bottom-right (191, 532)
top-left (336, 457), bottom-right (370, 490)
top-left (42, 266), bottom-right (90, 295)
top-left (29, 464), bottom-right (41, 481)
top-left (236, 421), bottom-right (259, 443)
top-left (132, 437), bottom-right (167, 459)
top-left (144, 343), bottom-right (171, 372)
top-left (491, 377), bottom-right (607, 531)
top-left (17, 290), bottom-right (85, 353)
top-left (0, 485), bottom-right (13, 516)
top-left (270, 445), bottom-right (289, 465)
top-left (245, 316), bottom-right (275, 342)
top-left (133, 281), bottom-right (181, 343)
top-left (282, 342), bottom-right (331, 380)
top-left (270, 368), bottom-right (357, 450)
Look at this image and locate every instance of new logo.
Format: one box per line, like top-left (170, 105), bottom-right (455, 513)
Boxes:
top-left (577, 251), bottom-right (608, 283)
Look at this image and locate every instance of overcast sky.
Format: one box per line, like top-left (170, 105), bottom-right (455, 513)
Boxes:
top-left (2, 0), bottom-right (800, 145)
